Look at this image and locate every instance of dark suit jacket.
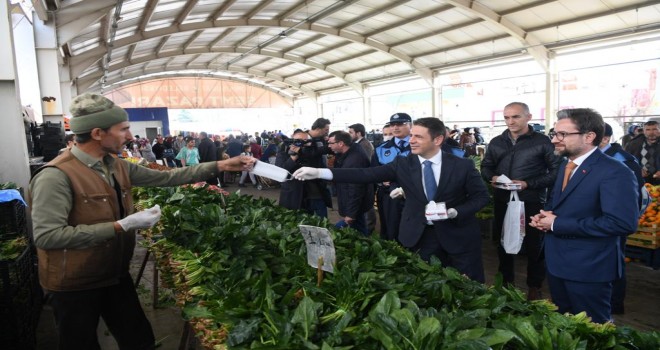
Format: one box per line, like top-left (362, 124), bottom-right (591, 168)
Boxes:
top-left (332, 151), bottom-right (489, 253)
top-left (545, 150), bottom-right (639, 283)
top-left (198, 138), bottom-right (217, 163)
top-left (334, 143), bottom-right (374, 218)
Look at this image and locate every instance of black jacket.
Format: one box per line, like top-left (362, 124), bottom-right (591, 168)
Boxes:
top-left (481, 126), bottom-right (561, 203)
top-left (334, 143), bottom-right (374, 218)
top-left (198, 138), bottom-right (217, 162)
top-left (276, 138), bottom-right (332, 211)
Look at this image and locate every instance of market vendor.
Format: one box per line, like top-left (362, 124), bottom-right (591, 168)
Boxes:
top-left (29, 93), bottom-right (255, 350)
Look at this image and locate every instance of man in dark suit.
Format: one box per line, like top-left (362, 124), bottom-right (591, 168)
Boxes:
top-left (531, 108), bottom-right (639, 323)
top-left (293, 117), bottom-right (490, 282)
top-left (328, 130), bottom-right (373, 235)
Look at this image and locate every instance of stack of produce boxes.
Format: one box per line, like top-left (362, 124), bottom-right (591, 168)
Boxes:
top-left (629, 184), bottom-right (660, 268)
top-left (0, 185), bottom-right (42, 349)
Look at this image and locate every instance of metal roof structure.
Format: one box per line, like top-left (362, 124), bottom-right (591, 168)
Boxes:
top-left (31, 0), bottom-right (660, 100)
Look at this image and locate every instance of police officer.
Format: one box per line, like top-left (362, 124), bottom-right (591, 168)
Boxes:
top-left (372, 113), bottom-right (412, 240)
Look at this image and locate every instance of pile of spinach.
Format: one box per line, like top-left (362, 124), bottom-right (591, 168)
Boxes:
top-left (134, 186), bottom-right (659, 349)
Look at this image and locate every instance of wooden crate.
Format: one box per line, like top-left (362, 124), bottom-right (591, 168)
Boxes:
top-left (637, 226), bottom-right (660, 233)
top-left (627, 231), bottom-right (660, 249)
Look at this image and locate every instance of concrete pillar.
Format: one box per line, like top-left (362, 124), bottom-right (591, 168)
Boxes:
top-left (545, 54), bottom-right (558, 130)
top-left (432, 73), bottom-right (442, 120)
top-left (362, 85), bottom-right (370, 127)
top-left (34, 11), bottom-right (64, 125)
top-left (0, 2), bottom-right (31, 190)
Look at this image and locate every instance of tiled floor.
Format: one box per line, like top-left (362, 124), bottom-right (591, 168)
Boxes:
top-left (35, 184), bottom-right (660, 349)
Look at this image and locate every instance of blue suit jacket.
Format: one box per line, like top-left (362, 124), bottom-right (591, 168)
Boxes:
top-left (332, 151), bottom-right (489, 253)
top-left (545, 150), bottom-right (638, 283)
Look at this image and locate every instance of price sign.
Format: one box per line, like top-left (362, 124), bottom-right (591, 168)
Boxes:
top-left (299, 225), bottom-right (336, 273)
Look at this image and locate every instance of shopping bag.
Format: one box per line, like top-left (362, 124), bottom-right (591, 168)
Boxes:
top-left (501, 190), bottom-right (525, 254)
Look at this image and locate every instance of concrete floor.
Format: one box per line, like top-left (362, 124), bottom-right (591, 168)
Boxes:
top-left (35, 183), bottom-right (660, 349)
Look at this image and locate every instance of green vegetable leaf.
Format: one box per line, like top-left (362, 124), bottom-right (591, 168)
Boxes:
top-left (292, 296), bottom-right (320, 340)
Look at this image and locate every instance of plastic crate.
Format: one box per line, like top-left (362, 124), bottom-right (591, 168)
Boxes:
top-left (0, 247), bottom-right (42, 349)
top-left (0, 199), bottom-right (27, 240)
top-left (625, 245), bottom-right (660, 269)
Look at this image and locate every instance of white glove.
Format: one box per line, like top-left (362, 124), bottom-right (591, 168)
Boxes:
top-left (117, 205), bottom-right (161, 231)
top-left (389, 187), bottom-right (405, 199)
top-left (447, 208), bottom-right (458, 219)
top-left (292, 167), bottom-right (320, 181)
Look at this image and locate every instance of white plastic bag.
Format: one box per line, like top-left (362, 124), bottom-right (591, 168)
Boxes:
top-left (501, 190), bottom-right (525, 254)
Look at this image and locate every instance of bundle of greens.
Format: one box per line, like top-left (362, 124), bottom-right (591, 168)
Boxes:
top-left (0, 236), bottom-right (27, 261)
top-left (133, 185), bottom-right (659, 349)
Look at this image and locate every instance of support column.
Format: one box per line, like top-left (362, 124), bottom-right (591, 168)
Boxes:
top-left (0, 2), bottom-right (31, 190)
top-left (362, 85), bottom-right (370, 127)
top-left (545, 53), bottom-right (558, 130)
top-left (34, 12), bottom-right (64, 125)
top-left (433, 72), bottom-right (443, 120)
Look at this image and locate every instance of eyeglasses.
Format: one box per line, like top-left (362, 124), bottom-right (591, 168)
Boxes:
top-left (548, 131), bottom-right (584, 141)
top-left (389, 122), bottom-right (408, 126)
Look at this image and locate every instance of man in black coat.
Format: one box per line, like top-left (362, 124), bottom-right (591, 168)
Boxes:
top-left (198, 131), bottom-right (218, 185)
top-left (293, 118), bottom-right (489, 282)
top-left (481, 102), bottom-right (561, 300)
top-left (276, 119), bottom-right (332, 217)
top-left (328, 131), bottom-right (373, 235)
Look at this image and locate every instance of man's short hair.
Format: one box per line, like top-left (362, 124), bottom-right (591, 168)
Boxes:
top-left (504, 102), bottom-right (531, 115)
top-left (413, 117), bottom-right (446, 140)
top-left (329, 130), bottom-right (352, 146)
top-left (348, 123), bottom-right (366, 137)
top-left (556, 108), bottom-right (604, 146)
top-left (644, 120), bottom-right (659, 127)
top-left (311, 118), bottom-right (331, 130)
top-left (200, 131), bottom-right (208, 138)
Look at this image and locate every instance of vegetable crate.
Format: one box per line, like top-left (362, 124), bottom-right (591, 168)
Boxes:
top-left (0, 247), bottom-right (42, 349)
top-left (0, 199), bottom-right (27, 241)
top-left (625, 244), bottom-right (660, 269)
top-left (628, 227), bottom-right (660, 249)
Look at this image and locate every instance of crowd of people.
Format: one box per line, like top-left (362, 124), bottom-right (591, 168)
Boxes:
top-left (286, 104), bottom-right (645, 327)
top-left (29, 92), bottom-right (651, 348)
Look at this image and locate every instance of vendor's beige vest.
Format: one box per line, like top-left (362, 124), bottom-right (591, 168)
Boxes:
top-left (35, 151), bottom-right (134, 291)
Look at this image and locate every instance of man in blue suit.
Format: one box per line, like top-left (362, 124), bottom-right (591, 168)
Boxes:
top-left (530, 108), bottom-right (639, 323)
top-left (293, 118), bottom-right (490, 282)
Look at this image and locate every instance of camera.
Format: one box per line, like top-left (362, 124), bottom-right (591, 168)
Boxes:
top-left (284, 139), bottom-right (307, 148)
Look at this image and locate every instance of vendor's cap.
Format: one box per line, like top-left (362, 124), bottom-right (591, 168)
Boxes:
top-left (68, 93), bottom-right (128, 134)
top-left (389, 113), bottom-right (412, 123)
top-left (604, 123), bottom-right (613, 137)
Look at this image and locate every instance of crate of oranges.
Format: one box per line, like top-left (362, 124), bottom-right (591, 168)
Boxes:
top-left (632, 183), bottom-right (660, 248)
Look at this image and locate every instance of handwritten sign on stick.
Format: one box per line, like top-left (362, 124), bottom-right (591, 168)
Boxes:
top-left (299, 225), bottom-right (336, 273)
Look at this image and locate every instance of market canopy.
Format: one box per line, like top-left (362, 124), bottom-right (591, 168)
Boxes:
top-left (31, 0), bottom-right (660, 99)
